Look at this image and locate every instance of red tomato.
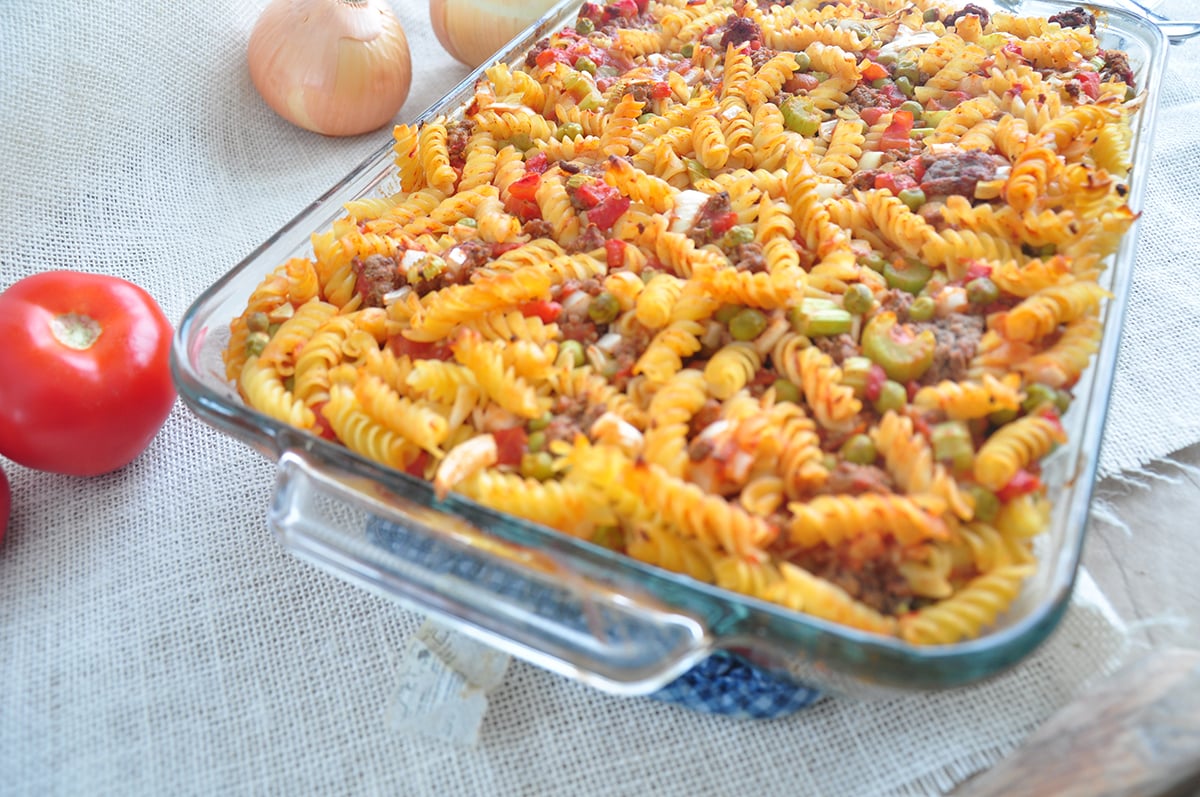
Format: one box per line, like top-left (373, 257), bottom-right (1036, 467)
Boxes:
top-left (0, 271), bottom-right (175, 477)
top-left (879, 110), bottom-right (914, 151)
top-left (508, 172), bottom-right (542, 201)
top-left (873, 172), bottom-right (918, 194)
top-left (0, 462), bottom-right (9, 545)
top-left (605, 238), bottom-right (626, 269)
top-left (1078, 70), bottom-right (1100, 100)
top-left (586, 195), bottom-right (630, 231)
top-left (859, 106), bottom-right (887, 126)
top-left (492, 426), bottom-right (528, 466)
top-left (518, 300), bottom-right (563, 323)
top-left (710, 211), bottom-right (738, 236)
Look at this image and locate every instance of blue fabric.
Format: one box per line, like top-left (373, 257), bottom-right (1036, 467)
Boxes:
top-left (649, 652), bottom-right (823, 719)
top-left (365, 516), bottom-right (822, 719)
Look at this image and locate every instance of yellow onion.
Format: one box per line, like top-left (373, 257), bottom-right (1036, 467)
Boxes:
top-left (247, 0), bottom-right (412, 137)
top-left (430, 0), bottom-right (560, 69)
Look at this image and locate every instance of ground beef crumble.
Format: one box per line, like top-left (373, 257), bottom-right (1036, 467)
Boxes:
top-left (914, 313), bottom-right (985, 385)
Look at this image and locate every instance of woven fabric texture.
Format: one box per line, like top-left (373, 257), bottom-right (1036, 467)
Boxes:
top-left (0, 1), bottom-right (1197, 794)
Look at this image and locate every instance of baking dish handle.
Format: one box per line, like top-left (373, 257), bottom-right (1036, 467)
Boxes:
top-left (267, 449), bottom-right (714, 695)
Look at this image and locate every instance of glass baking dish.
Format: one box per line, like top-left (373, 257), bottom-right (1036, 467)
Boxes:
top-left (172, 0), bottom-right (1167, 703)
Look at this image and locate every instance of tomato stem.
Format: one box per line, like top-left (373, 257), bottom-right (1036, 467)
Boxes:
top-left (50, 313), bottom-right (102, 351)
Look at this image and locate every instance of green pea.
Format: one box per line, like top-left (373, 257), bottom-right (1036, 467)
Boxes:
top-left (899, 100), bottom-right (924, 119)
top-left (966, 484), bottom-right (1000, 523)
top-left (455, 217), bottom-right (477, 228)
top-left (840, 434), bottom-right (877, 465)
top-left (527, 431), bottom-right (547, 453)
top-left (556, 122), bottom-right (583, 140)
top-left (898, 187), bottom-right (926, 212)
top-left (1022, 383), bottom-right (1058, 414)
top-left (1036, 243), bottom-right (1058, 258)
top-left (246, 331), bottom-right (269, 356)
top-left (908, 295), bottom-right (936, 322)
top-left (821, 453), bottom-right (839, 472)
top-left (559, 339), bottom-right (586, 368)
top-left (574, 56), bottom-right (597, 75)
top-left (509, 132), bottom-right (533, 150)
top-left (884, 258), bottom-right (933, 294)
top-left (588, 292), bottom-right (621, 324)
top-left (521, 451), bottom-right (556, 481)
top-left (894, 60), bottom-right (921, 86)
top-left (810, 70), bottom-right (830, 83)
top-left (575, 17), bottom-right (594, 35)
top-left (843, 283), bottom-right (874, 315)
top-left (773, 379), bottom-right (801, 404)
top-left (894, 75), bottom-right (914, 97)
top-left (793, 52), bottom-right (811, 71)
top-left (640, 267), bottom-right (660, 284)
top-left (680, 42), bottom-right (695, 58)
top-left (246, 311), bottom-right (270, 333)
top-left (725, 224), bottom-right (756, 247)
top-left (923, 8), bottom-right (940, 22)
top-left (528, 411), bottom-right (554, 432)
top-left (781, 96), bottom-right (822, 136)
top-left (870, 77), bottom-right (890, 90)
top-left (729, 307), bottom-right (768, 341)
top-left (714, 303), bottom-right (742, 325)
top-left (1124, 84), bottom-right (1137, 102)
top-left (636, 112), bottom-right (656, 124)
top-left (875, 51), bottom-right (898, 66)
top-left (873, 380), bottom-right (908, 413)
top-left (966, 276), bottom-right (1000, 305)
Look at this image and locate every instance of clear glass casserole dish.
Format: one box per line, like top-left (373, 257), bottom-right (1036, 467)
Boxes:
top-left (171, 0), bottom-right (1168, 707)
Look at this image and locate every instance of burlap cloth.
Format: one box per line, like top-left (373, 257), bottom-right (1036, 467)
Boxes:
top-left (1, 2), bottom-right (1197, 794)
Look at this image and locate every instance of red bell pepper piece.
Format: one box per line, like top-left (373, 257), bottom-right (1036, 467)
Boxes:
top-left (996, 469), bottom-right (1042, 502)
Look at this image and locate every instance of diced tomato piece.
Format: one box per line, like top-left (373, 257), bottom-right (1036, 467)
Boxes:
top-left (605, 238), bottom-right (626, 269)
top-left (309, 402), bottom-right (338, 441)
top-left (491, 242), bottom-right (521, 256)
top-left (535, 48), bottom-right (570, 68)
top-left (873, 172), bottom-right (919, 194)
top-left (710, 211), bottom-right (738, 236)
top-left (404, 450), bottom-right (431, 478)
top-left (586, 195), bottom-right (631, 231)
top-left (860, 106), bottom-right (887, 126)
top-left (633, 0), bottom-right (650, 12)
top-left (996, 469), bottom-right (1042, 502)
top-left (861, 61), bottom-right (889, 82)
top-left (613, 0), bottom-right (639, 18)
top-left (388, 335), bottom-right (452, 361)
top-left (879, 110), bottom-right (914, 151)
top-left (509, 172), bottom-right (541, 201)
top-left (525, 152), bottom-right (549, 174)
top-left (1037, 408), bottom-right (1066, 437)
top-left (651, 81), bottom-right (672, 100)
top-left (1078, 70), bottom-right (1101, 100)
top-left (864, 363), bottom-right (887, 402)
top-left (492, 426), bottom-right (529, 467)
top-left (504, 194), bottom-right (541, 222)
top-left (573, 179), bottom-right (618, 209)
top-left (964, 261), bottom-right (993, 281)
top-left (518, 299), bottom-right (563, 323)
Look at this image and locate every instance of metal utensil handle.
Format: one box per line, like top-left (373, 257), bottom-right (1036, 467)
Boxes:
top-left (267, 449), bottom-right (713, 695)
